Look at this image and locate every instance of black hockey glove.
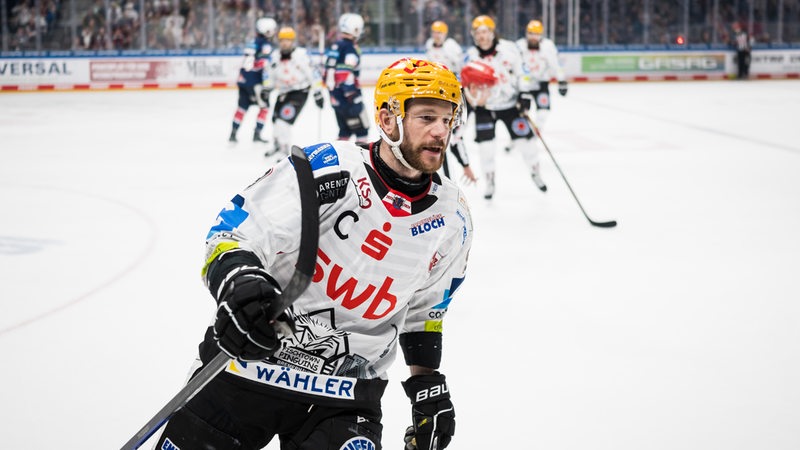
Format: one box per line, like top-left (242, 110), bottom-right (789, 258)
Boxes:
top-left (402, 372), bottom-right (455, 450)
top-left (517, 92), bottom-right (533, 112)
top-left (313, 90), bottom-right (324, 108)
top-left (558, 80), bottom-right (568, 96)
top-left (259, 88), bottom-right (271, 107)
top-left (213, 266), bottom-right (289, 361)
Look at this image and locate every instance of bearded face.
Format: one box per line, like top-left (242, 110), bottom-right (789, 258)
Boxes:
top-left (391, 99), bottom-right (454, 174)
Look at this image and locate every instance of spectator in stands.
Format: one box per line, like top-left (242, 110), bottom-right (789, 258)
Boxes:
top-left (80, 17), bottom-right (98, 49)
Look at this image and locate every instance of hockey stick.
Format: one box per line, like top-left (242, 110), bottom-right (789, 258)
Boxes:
top-left (317, 26), bottom-right (325, 141)
top-left (121, 145), bottom-right (320, 450)
top-left (524, 114), bottom-right (617, 228)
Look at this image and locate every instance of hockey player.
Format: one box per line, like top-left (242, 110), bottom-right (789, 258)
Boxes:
top-left (464, 15), bottom-right (546, 199)
top-left (516, 19), bottom-right (568, 130)
top-left (425, 21), bottom-right (463, 80)
top-left (229, 17), bottom-right (276, 144)
top-left (425, 20), bottom-right (477, 185)
top-left (154, 58), bottom-right (470, 450)
top-left (263, 26), bottom-right (325, 156)
top-left (324, 13), bottom-right (370, 143)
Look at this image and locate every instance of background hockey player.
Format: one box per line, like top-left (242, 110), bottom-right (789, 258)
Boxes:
top-left (228, 17), bottom-right (276, 144)
top-left (516, 19), bottom-right (568, 131)
top-left (263, 26), bottom-right (325, 157)
top-left (425, 20), bottom-right (476, 185)
top-left (154, 57), bottom-right (471, 450)
top-left (463, 14), bottom-right (546, 199)
top-left (324, 13), bottom-right (370, 143)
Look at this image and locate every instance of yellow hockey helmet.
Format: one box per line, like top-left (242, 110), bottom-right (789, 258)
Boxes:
top-left (431, 20), bottom-right (448, 34)
top-left (471, 15), bottom-right (496, 31)
top-left (278, 27), bottom-right (296, 41)
top-left (527, 20), bottom-right (544, 34)
top-left (374, 58), bottom-right (462, 126)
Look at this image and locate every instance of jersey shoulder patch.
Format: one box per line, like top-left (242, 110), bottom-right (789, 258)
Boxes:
top-left (303, 142), bottom-right (340, 171)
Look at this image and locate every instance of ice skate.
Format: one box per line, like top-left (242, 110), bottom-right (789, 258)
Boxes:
top-left (253, 130), bottom-right (269, 143)
top-left (531, 164), bottom-right (547, 192)
top-left (264, 140), bottom-right (281, 157)
top-left (228, 130), bottom-right (238, 143)
top-left (484, 172), bottom-right (495, 200)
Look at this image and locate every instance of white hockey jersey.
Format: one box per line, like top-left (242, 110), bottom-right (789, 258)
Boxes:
top-left (424, 37), bottom-right (464, 76)
top-left (465, 39), bottom-right (525, 110)
top-left (516, 37), bottom-right (565, 84)
top-left (266, 46), bottom-right (319, 94)
top-left (204, 141), bottom-right (473, 407)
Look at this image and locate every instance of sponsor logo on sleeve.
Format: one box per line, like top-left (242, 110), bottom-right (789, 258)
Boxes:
top-left (424, 320), bottom-right (443, 332)
top-left (304, 143), bottom-right (339, 171)
top-left (206, 194), bottom-right (249, 239)
top-left (433, 276), bottom-right (464, 310)
top-left (356, 176), bottom-right (373, 209)
top-left (317, 171), bottom-right (351, 204)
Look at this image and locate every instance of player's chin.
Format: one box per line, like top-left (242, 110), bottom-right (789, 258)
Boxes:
top-left (419, 148), bottom-right (444, 172)
top-left (413, 147), bottom-right (444, 173)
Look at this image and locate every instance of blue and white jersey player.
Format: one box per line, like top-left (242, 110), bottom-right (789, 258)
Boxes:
top-left (325, 13), bottom-right (370, 143)
top-left (229, 17), bottom-right (276, 144)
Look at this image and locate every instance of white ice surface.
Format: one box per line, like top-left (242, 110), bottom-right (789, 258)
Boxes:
top-left (1, 79), bottom-right (799, 450)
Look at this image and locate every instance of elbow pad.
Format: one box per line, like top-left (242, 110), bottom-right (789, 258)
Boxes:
top-left (399, 332), bottom-right (442, 369)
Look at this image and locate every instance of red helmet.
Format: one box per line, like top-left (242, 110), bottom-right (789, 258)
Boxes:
top-left (460, 60), bottom-right (497, 88)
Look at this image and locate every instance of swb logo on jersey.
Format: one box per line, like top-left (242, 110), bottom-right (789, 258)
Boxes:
top-left (314, 248), bottom-right (398, 320)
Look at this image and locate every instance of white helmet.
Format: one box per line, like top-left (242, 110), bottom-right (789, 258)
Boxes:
top-left (256, 17), bottom-right (277, 37)
top-left (338, 13), bottom-right (364, 39)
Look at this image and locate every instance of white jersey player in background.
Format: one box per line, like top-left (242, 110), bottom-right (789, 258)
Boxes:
top-left (464, 15), bottom-right (546, 199)
top-left (425, 20), bottom-right (477, 185)
top-left (516, 19), bottom-right (568, 129)
top-left (264, 26), bottom-right (324, 157)
top-left (424, 20), bottom-right (462, 73)
top-left (153, 57), bottom-right (471, 450)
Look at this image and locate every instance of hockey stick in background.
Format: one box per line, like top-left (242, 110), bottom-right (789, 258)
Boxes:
top-left (121, 145), bottom-right (320, 450)
top-left (316, 26), bottom-right (326, 141)
top-left (524, 113), bottom-right (617, 228)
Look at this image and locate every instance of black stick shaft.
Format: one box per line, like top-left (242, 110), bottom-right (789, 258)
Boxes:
top-left (525, 114), bottom-right (617, 228)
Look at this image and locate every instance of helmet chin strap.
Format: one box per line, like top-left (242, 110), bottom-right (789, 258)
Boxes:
top-left (378, 115), bottom-right (416, 171)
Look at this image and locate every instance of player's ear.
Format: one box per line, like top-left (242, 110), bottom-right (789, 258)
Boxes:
top-left (377, 107), bottom-right (396, 134)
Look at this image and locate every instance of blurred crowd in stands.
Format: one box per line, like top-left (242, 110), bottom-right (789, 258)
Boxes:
top-left (3, 0), bottom-right (799, 52)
